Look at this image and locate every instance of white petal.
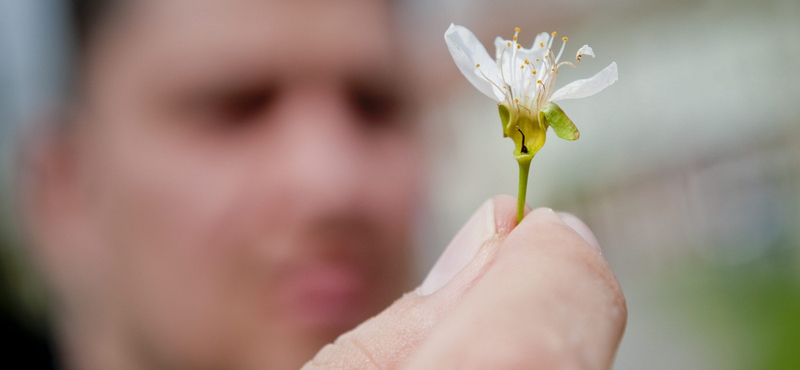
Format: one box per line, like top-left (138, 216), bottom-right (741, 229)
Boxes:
top-left (444, 24), bottom-right (504, 101)
top-left (494, 36), bottom-right (509, 60)
top-left (576, 44), bottom-right (595, 58)
top-left (550, 62), bottom-right (618, 102)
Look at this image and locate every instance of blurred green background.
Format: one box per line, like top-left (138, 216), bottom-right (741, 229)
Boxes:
top-left (2, 0), bottom-right (799, 368)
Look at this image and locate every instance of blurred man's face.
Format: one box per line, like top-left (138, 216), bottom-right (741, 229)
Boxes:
top-left (54, 0), bottom-right (420, 368)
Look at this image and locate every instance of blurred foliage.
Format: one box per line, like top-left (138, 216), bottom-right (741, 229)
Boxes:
top-left (672, 236), bottom-right (800, 370)
top-left (1, 225), bottom-right (56, 368)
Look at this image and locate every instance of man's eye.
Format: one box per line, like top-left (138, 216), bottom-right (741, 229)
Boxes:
top-left (349, 87), bottom-right (402, 128)
top-left (201, 87), bottom-right (278, 128)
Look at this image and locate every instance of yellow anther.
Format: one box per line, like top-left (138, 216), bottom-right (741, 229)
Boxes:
top-left (577, 55), bottom-right (582, 60)
top-left (515, 27), bottom-right (521, 33)
top-left (544, 55), bottom-right (548, 59)
top-left (476, 63), bottom-right (480, 67)
top-left (537, 80), bottom-right (543, 84)
top-left (535, 58), bottom-right (540, 61)
top-left (515, 98), bottom-right (519, 103)
top-left (562, 37), bottom-right (568, 41)
top-left (532, 70), bottom-right (537, 74)
top-left (503, 85), bottom-right (507, 88)
top-left (551, 68), bottom-right (556, 71)
top-left (552, 31), bottom-right (557, 36)
top-left (524, 59), bottom-right (530, 65)
top-left (507, 42), bottom-right (512, 47)
top-left (540, 42), bottom-right (544, 47)
top-left (517, 44), bottom-right (521, 49)
top-left (513, 35), bottom-right (518, 41)
top-left (520, 65), bottom-right (524, 69)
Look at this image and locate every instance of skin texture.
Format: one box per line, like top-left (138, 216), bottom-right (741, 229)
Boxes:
top-left (23, 0), bottom-right (626, 369)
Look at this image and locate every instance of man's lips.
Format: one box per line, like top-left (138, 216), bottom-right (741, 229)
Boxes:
top-left (278, 262), bottom-right (369, 329)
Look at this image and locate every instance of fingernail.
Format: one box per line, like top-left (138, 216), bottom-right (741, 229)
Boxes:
top-left (418, 198), bottom-right (497, 296)
top-left (557, 212), bottom-right (602, 253)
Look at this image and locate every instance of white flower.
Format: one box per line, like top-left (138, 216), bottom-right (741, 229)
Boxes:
top-left (444, 23), bottom-right (618, 157)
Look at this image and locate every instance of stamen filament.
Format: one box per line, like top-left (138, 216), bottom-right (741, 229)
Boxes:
top-left (555, 37), bottom-right (567, 63)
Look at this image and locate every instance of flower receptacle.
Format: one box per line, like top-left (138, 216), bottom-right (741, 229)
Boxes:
top-left (498, 103), bottom-right (547, 157)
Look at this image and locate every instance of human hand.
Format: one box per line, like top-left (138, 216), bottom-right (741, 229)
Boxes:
top-left (303, 195), bottom-right (627, 369)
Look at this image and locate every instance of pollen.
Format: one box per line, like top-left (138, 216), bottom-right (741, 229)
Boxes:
top-left (524, 59), bottom-right (530, 64)
top-left (535, 58), bottom-right (540, 62)
top-left (532, 70), bottom-right (537, 75)
top-left (544, 55), bottom-right (548, 59)
top-left (515, 98), bottom-right (519, 103)
top-left (517, 44), bottom-right (521, 49)
top-left (513, 35), bottom-right (518, 41)
top-left (540, 42), bottom-right (544, 47)
top-left (521, 65), bottom-right (525, 69)
top-left (515, 27), bottom-right (521, 33)
top-left (562, 37), bottom-right (568, 41)
top-left (507, 42), bottom-right (512, 47)
top-left (551, 31), bottom-right (557, 36)
top-left (537, 80), bottom-right (543, 84)
top-left (475, 63), bottom-right (480, 67)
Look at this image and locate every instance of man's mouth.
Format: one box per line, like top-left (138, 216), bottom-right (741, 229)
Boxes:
top-left (278, 261), bottom-right (369, 330)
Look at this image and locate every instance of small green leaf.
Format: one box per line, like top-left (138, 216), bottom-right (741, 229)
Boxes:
top-left (539, 103), bottom-right (580, 141)
top-left (498, 104), bottom-right (511, 137)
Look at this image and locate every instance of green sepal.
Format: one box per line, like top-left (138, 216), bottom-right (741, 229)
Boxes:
top-left (539, 102), bottom-right (580, 141)
top-left (498, 104), bottom-right (511, 138)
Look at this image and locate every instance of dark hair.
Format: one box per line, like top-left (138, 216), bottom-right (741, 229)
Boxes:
top-left (68, 0), bottom-right (119, 55)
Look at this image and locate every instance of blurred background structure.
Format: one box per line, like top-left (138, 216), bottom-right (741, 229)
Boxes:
top-left (2, 0), bottom-right (799, 369)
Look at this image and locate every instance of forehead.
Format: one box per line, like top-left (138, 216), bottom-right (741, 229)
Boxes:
top-left (90, 0), bottom-right (396, 87)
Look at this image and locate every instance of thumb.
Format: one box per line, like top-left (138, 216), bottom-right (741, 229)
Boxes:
top-left (302, 196), bottom-right (520, 369)
top-left (403, 208), bottom-right (627, 370)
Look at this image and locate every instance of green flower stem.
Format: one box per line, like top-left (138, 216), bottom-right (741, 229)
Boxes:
top-left (515, 154), bottom-right (533, 224)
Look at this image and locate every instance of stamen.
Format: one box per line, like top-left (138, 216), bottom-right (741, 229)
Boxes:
top-left (562, 37), bottom-right (568, 41)
top-left (513, 35), bottom-right (518, 41)
top-left (517, 44), bottom-right (521, 49)
top-left (498, 46), bottom-right (511, 100)
top-left (507, 42), bottom-right (512, 47)
top-left (555, 36), bottom-right (567, 63)
top-left (476, 67), bottom-right (508, 101)
top-left (551, 31), bottom-right (557, 37)
top-left (476, 63), bottom-right (480, 67)
top-left (557, 61), bottom-right (578, 68)
top-left (515, 27), bottom-right (521, 33)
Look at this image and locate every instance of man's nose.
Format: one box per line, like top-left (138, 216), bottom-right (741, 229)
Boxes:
top-left (273, 85), bottom-right (368, 215)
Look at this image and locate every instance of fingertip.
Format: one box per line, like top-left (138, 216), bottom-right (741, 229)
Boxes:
top-left (491, 195), bottom-right (534, 234)
top-left (557, 212), bottom-right (602, 253)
